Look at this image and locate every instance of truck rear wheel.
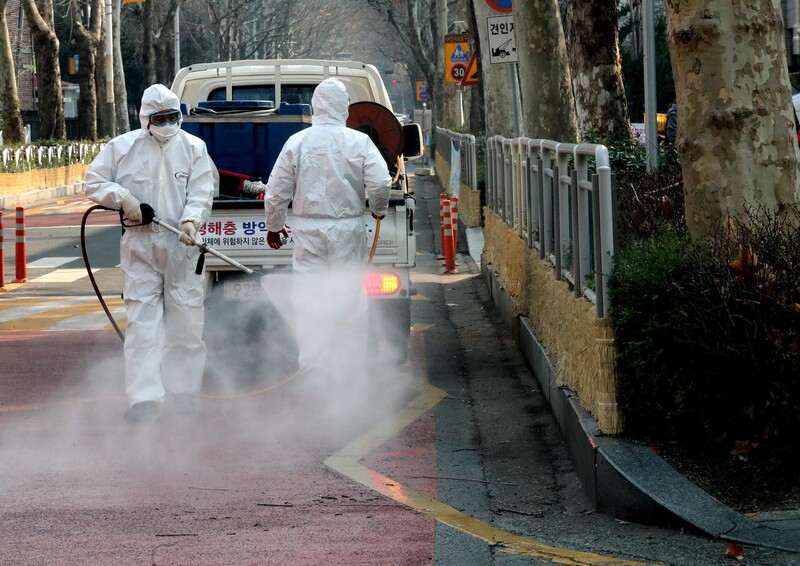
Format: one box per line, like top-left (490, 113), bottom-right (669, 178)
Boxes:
top-left (369, 298), bottom-right (410, 365)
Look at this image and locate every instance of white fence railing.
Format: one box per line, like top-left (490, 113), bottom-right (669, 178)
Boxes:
top-left (0, 142), bottom-right (103, 172)
top-left (435, 127), bottom-right (478, 191)
top-left (0, 125), bottom-right (32, 147)
top-left (486, 136), bottom-right (617, 317)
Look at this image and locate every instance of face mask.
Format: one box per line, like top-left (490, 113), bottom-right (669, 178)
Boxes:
top-left (149, 122), bottom-right (181, 143)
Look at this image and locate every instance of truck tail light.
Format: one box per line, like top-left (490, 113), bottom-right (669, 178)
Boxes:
top-left (363, 272), bottom-right (401, 295)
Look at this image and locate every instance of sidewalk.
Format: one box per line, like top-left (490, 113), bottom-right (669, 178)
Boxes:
top-left (461, 212), bottom-right (800, 554)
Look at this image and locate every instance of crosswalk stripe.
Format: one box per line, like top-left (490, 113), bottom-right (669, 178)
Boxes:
top-left (30, 268), bottom-right (97, 283)
top-left (27, 257), bottom-right (82, 269)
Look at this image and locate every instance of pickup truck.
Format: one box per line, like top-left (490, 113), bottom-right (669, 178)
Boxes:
top-left (170, 59), bottom-right (423, 364)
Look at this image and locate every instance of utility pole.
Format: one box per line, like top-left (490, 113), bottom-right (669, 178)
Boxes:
top-left (174, 5), bottom-right (181, 78)
top-left (643, 0), bottom-right (657, 171)
top-left (104, 0), bottom-right (115, 135)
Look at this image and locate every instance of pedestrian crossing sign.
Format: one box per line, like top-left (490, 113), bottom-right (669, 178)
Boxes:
top-left (444, 34), bottom-right (470, 84)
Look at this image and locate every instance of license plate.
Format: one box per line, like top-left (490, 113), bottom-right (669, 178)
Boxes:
top-left (223, 279), bottom-right (264, 300)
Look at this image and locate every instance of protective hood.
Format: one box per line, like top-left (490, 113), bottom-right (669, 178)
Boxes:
top-left (139, 84), bottom-right (182, 132)
top-left (311, 78), bottom-right (349, 126)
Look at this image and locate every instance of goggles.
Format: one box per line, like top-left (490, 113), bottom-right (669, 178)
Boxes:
top-left (149, 110), bottom-right (181, 126)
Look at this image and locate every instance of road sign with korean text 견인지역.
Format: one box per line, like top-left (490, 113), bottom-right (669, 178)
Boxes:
top-left (487, 15), bottom-right (517, 64)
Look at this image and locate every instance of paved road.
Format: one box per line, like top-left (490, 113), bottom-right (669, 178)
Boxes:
top-left (1, 190), bottom-right (798, 564)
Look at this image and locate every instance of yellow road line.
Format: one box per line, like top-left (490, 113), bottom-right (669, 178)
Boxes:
top-left (326, 379), bottom-right (659, 565)
top-left (0, 283), bottom-right (27, 293)
top-left (0, 298), bottom-right (125, 332)
top-left (199, 369), bottom-right (302, 400)
top-left (0, 395), bottom-right (123, 414)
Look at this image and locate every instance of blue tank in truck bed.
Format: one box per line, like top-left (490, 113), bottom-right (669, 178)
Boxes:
top-left (180, 101), bottom-right (312, 199)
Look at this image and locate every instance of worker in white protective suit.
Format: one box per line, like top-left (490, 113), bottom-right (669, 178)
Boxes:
top-left (264, 77), bottom-right (391, 378)
top-left (85, 84), bottom-right (216, 423)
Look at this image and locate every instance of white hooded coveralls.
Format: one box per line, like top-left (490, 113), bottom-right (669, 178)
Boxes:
top-left (85, 84), bottom-right (216, 406)
top-left (264, 78), bottom-right (392, 370)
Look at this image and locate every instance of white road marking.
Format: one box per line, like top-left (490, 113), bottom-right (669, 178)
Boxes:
top-left (30, 268), bottom-right (95, 283)
top-left (28, 257), bottom-right (81, 269)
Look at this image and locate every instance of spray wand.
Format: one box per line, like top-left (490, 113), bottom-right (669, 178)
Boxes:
top-left (150, 214), bottom-right (254, 276)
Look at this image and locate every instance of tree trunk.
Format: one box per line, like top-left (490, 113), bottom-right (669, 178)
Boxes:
top-left (142, 0), bottom-right (156, 85)
top-left (22, 0), bottom-right (65, 140)
top-left (432, 0), bottom-right (446, 134)
top-left (95, 7), bottom-right (115, 139)
top-left (514, 0), bottom-right (578, 141)
top-left (113, 0), bottom-right (129, 133)
top-left (567, 0), bottom-right (631, 141)
top-left (155, 1), bottom-right (180, 85)
top-left (0, 0), bottom-right (24, 143)
top-left (71, 0), bottom-right (103, 140)
top-left (666, 0), bottom-right (800, 238)
top-left (472, 0), bottom-right (519, 138)
top-left (465, 0), bottom-right (484, 134)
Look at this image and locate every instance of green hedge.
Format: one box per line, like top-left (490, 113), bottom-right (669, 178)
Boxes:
top-left (610, 213), bottom-right (800, 446)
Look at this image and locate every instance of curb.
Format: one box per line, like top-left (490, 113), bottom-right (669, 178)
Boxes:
top-left (0, 183), bottom-right (85, 211)
top-left (480, 262), bottom-right (800, 553)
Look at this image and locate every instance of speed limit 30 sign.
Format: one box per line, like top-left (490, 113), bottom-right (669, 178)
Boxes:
top-left (450, 63), bottom-right (467, 82)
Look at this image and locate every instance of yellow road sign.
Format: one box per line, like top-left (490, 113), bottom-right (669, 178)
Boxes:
top-left (416, 79), bottom-right (428, 102)
top-left (444, 34), bottom-right (470, 84)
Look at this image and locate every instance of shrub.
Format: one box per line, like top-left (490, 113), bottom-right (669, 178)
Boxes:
top-left (609, 225), bottom-right (697, 439)
top-left (610, 209), bottom-right (800, 447)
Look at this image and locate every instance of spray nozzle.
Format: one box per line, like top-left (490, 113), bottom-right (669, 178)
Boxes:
top-left (119, 202), bottom-right (156, 229)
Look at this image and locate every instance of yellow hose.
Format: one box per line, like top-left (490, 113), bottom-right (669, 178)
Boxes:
top-left (392, 155), bottom-right (402, 184)
top-left (369, 217), bottom-right (381, 264)
top-left (371, 156), bottom-right (401, 264)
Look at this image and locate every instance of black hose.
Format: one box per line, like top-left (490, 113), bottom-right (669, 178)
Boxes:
top-left (80, 204), bottom-right (125, 343)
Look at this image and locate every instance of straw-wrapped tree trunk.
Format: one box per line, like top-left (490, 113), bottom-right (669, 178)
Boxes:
top-left (566, 0), bottom-right (630, 141)
top-left (666, 0), bottom-right (800, 238)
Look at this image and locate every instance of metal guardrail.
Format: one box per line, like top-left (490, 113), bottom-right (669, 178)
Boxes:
top-left (435, 127), bottom-right (478, 192)
top-left (486, 136), bottom-right (617, 317)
